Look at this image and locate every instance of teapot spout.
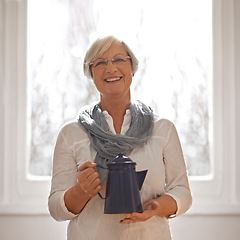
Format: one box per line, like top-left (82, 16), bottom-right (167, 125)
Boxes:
top-left (136, 170), bottom-right (148, 190)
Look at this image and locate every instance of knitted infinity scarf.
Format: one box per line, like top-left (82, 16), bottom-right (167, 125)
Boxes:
top-left (78, 100), bottom-right (154, 182)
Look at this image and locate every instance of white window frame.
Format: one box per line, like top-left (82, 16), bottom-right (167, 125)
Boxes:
top-left (0, 0), bottom-right (239, 215)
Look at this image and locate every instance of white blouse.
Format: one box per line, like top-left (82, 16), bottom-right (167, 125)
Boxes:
top-left (48, 110), bottom-right (192, 240)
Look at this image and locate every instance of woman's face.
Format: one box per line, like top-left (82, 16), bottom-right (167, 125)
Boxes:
top-left (91, 41), bottom-right (133, 99)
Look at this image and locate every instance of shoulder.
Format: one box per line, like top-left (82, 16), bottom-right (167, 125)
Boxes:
top-left (57, 120), bottom-right (89, 144)
top-left (153, 114), bottom-right (174, 129)
top-left (60, 120), bottom-right (85, 133)
top-left (152, 114), bottom-right (176, 139)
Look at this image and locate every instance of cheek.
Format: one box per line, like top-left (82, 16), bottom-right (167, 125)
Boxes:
top-left (93, 78), bottom-right (101, 91)
top-left (92, 72), bottom-right (102, 85)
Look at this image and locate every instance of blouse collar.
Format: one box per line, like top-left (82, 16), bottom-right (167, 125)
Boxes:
top-left (102, 109), bottom-right (131, 135)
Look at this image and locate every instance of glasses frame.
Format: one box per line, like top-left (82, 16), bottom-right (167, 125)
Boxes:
top-left (89, 56), bottom-right (131, 69)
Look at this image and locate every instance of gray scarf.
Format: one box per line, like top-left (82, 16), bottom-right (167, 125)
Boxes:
top-left (78, 100), bottom-right (154, 182)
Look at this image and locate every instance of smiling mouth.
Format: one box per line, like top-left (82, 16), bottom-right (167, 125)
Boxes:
top-left (104, 77), bottom-right (122, 82)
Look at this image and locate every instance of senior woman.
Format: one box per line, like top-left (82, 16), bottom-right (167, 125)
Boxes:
top-left (48, 36), bottom-right (192, 240)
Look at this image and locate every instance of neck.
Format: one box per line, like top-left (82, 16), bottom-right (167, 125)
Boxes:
top-left (99, 93), bottom-right (131, 134)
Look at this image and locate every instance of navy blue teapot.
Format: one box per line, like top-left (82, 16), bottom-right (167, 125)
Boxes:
top-left (98, 153), bottom-right (147, 214)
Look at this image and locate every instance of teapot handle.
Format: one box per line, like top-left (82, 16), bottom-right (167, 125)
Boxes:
top-left (95, 164), bottom-right (107, 199)
top-left (96, 164), bottom-right (107, 169)
top-left (98, 192), bottom-right (106, 199)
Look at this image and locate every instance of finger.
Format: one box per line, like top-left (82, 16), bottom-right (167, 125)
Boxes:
top-left (86, 171), bottom-right (100, 182)
top-left (78, 171), bottom-right (99, 188)
top-left (120, 218), bottom-right (136, 224)
top-left (86, 173), bottom-right (101, 190)
top-left (78, 180), bottom-right (100, 197)
top-left (125, 212), bottom-right (141, 219)
top-left (143, 200), bottom-right (159, 211)
top-left (78, 172), bottom-right (101, 196)
top-left (81, 181), bottom-right (102, 197)
top-left (129, 212), bottom-right (152, 222)
top-left (91, 184), bottom-right (102, 196)
top-left (131, 212), bottom-right (141, 217)
top-left (121, 213), bottom-right (140, 223)
top-left (78, 161), bottom-right (96, 171)
top-left (78, 166), bottom-right (98, 180)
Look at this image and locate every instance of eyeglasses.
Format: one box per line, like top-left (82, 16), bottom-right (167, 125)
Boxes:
top-left (89, 56), bottom-right (131, 70)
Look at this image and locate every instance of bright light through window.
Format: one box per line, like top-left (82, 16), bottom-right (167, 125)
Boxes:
top-left (27, 0), bottom-right (212, 177)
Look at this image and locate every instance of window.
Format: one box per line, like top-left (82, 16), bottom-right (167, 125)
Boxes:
top-left (1, 0), bottom-right (240, 215)
top-left (28, 0), bottom-right (212, 177)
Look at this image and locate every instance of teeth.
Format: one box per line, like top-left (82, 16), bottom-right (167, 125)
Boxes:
top-left (105, 77), bottom-right (121, 82)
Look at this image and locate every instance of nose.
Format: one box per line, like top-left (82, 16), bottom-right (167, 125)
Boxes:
top-left (105, 60), bottom-right (117, 73)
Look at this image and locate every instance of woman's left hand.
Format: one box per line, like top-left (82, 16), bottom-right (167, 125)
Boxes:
top-left (120, 195), bottom-right (177, 224)
top-left (120, 199), bottom-right (160, 224)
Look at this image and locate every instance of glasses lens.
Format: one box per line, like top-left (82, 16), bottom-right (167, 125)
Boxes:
top-left (112, 57), bottom-right (126, 65)
top-left (93, 56), bottom-right (130, 69)
top-left (94, 60), bottom-right (107, 68)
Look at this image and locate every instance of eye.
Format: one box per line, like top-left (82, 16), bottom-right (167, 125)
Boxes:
top-left (113, 58), bottom-right (125, 64)
top-left (95, 60), bottom-right (107, 67)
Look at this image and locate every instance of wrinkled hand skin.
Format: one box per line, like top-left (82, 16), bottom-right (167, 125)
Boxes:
top-left (120, 199), bottom-right (160, 224)
top-left (64, 161), bottom-right (102, 215)
top-left (77, 161), bottom-right (102, 197)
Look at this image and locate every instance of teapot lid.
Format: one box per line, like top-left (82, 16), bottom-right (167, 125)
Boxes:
top-left (107, 153), bottom-right (136, 166)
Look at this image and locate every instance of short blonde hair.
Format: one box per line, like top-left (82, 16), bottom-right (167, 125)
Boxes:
top-left (83, 36), bottom-right (139, 79)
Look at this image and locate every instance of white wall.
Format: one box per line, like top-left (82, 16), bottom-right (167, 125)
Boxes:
top-left (0, 0), bottom-right (240, 240)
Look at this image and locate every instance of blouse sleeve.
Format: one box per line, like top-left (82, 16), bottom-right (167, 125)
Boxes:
top-left (48, 125), bottom-right (79, 221)
top-left (163, 122), bottom-right (192, 217)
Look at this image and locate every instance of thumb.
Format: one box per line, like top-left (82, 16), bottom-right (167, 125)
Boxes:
top-left (143, 200), bottom-right (159, 211)
top-left (78, 161), bottom-right (96, 171)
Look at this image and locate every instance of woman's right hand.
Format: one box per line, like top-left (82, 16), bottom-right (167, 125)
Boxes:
top-left (77, 161), bottom-right (102, 197)
top-left (64, 161), bottom-right (101, 215)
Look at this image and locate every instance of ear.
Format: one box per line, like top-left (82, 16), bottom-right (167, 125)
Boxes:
top-left (130, 68), bottom-right (134, 77)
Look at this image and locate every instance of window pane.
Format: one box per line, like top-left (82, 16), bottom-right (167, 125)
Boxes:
top-left (27, 0), bottom-right (212, 176)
